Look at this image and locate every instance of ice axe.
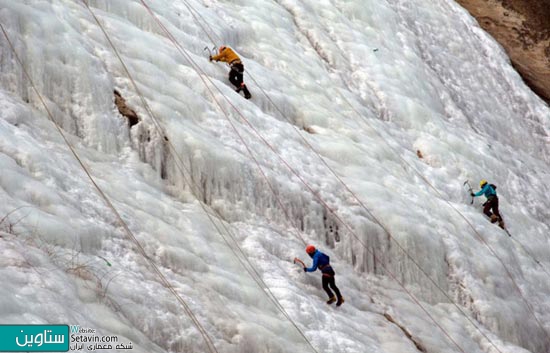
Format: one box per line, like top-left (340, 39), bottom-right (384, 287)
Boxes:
top-left (464, 180), bottom-right (474, 204)
top-left (293, 257), bottom-right (305, 269)
top-left (203, 45), bottom-right (217, 57)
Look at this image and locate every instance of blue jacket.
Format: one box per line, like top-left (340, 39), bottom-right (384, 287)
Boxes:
top-left (305, 250), bottom-right (332, 274)
top-left (474, 183), bottom-right (497, 199)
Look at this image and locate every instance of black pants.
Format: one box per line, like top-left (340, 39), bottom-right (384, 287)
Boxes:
top-left (229, 63), bottom-right (244, 88)
top-left (229, 63), bottom-right (251, 98)
top-left (322, 270), bottom-right (342, 299)
top-left (483, 196), bottom-right (501, 221)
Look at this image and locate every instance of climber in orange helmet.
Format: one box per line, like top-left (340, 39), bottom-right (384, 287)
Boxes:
top-left (298, 245), bottom-right (344, 306)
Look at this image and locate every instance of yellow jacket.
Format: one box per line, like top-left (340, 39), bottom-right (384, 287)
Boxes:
top-left (211, 47), bottom-right (241, 64)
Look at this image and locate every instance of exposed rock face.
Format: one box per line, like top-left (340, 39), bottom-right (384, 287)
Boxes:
top-left (455, 0), bottom-right (550, 104)
top-left (114, 89), bottom-right (140, 127)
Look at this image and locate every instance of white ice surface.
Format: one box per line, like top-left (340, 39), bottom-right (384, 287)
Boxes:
top-left (0, 0), bottom-right (549, 352)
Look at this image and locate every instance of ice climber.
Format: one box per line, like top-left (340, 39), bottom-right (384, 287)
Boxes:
top-left (471, 179), bottom-right (504, 228)
top-left (209, 45), bottom-right (251, 99)
top-left (303, 245), bottom-right (344, 306)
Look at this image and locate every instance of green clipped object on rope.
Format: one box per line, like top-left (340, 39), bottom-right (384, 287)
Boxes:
top-left (98, 255), bottom-right (112, 267)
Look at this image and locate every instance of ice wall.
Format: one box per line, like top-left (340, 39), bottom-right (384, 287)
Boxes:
top-left (0, 0), bottom-right (549, 352)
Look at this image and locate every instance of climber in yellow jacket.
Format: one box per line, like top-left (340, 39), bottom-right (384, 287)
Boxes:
top-left (209, 46), bottom-right (251, 99)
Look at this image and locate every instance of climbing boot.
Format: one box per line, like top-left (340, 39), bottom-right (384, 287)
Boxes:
top-left (490, 214), bottom-right (498, 223)
top-left (326, 296), bottom-right (336, 305)
top-left (242, 84), bottom-right (252, 99)
top-left (336, 297), bottom-right (344, 307)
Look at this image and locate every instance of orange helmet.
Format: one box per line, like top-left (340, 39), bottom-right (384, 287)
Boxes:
top-left (305, 245), bottom-right (316, 254)
top-left (218, 45), bottom-right (227, 54)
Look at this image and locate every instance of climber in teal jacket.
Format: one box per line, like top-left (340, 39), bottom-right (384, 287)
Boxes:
top-left (473, 181), bottom-right (496, 198)
top-left (471, 179), bottom-right (501, 224)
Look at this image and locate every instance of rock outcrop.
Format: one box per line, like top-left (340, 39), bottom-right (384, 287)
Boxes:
top-left (455, 0), bottom-right (550, 104)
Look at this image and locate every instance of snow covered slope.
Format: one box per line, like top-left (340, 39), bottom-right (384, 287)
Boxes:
top-left (0, 0), bottom-right (549, 352)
